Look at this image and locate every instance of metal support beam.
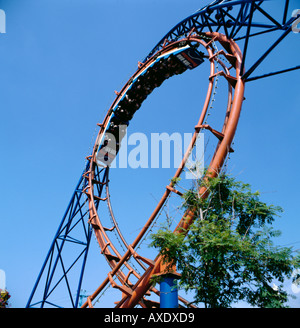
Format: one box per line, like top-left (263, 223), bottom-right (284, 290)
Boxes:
top-left (245, 65), bottom-right (300, 82)
top-left (160, 274), bottom-right (179, 308)
top-left (242, 27), bottom-right (292, 80)
top-left (26, 162), bottom-right (95, 308)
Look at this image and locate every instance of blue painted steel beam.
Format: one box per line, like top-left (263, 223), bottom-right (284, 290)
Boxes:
top-left (144, 0), bottom-right (271, 62)
top-left (242, 26), bottom-right (292, 80)
top-left (26, 170), bottom-right (87, 307)
top-left (240, 0), bottom-right (255, 75)
top-left (160, 275), bottom-right (179, 308)
top-left (245, 65), bottom-right (300, 82)
top-left (282, 0), bottom-right (290, 25)
top-left (26, 161), bottom-right (98, 308)
top-left (143, 0), bottom-right (298, 83)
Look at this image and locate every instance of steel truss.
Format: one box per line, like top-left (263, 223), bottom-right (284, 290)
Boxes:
top-left (145, 0), bottom-right (300, 81)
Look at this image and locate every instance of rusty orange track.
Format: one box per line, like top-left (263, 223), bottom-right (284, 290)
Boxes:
top-left (81, 31), bottom-right (245, 308)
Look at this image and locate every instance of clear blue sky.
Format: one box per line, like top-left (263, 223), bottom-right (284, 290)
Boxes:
top-left (0, 0), bottom-right (299, 308)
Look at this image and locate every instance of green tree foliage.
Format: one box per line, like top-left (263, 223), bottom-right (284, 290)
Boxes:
top-left (150, 174), bottom-right (300, 308)
top-left (0, 289), bottom-right (10, 308)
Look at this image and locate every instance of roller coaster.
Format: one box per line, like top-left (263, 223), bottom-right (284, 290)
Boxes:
top-left (26, 0), bottom-right (300, 308)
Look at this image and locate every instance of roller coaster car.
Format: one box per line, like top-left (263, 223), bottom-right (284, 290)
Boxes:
top-left (96, 124), bottom-right (126, 165)
top-left (174, 47), bottom-right (205, 69)
top-left (96, 139), bottom-right (117, 165)
top-left (96, 46), bottom-right (205, 166)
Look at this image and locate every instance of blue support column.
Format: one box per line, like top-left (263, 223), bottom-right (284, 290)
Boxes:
top-left (160, 274), bottom-right (179, 308)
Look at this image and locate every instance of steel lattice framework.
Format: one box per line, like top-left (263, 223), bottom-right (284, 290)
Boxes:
top-left (27, 0), bottom-right (299, 308)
